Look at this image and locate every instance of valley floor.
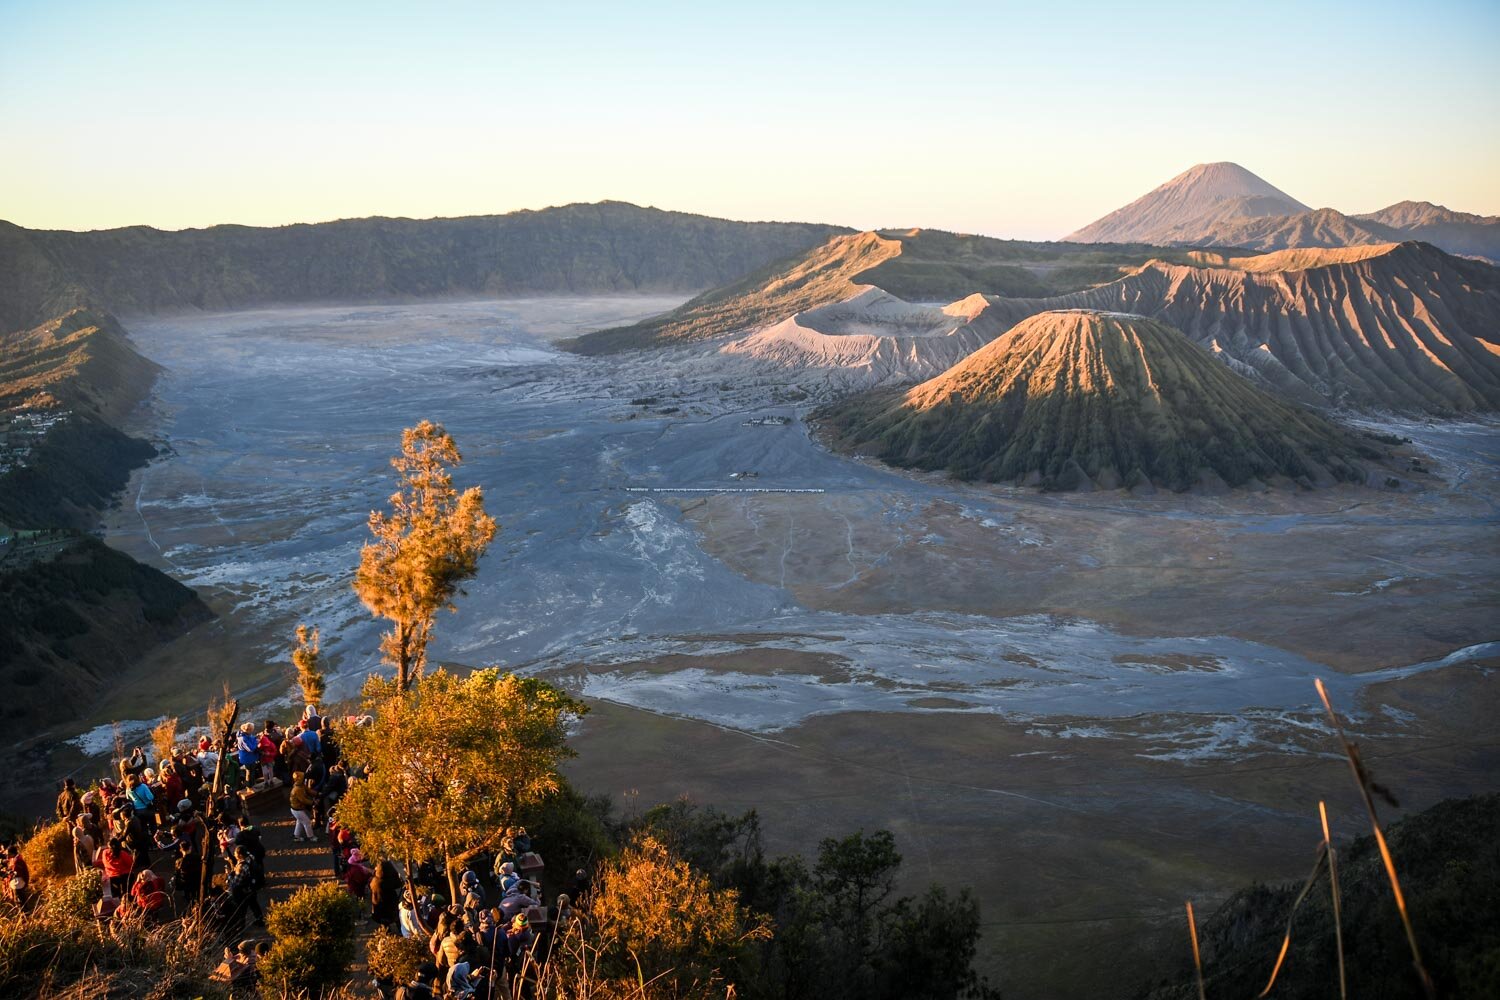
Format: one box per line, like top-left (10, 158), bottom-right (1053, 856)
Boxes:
top-left (8, 298), bottom-right (1496, 998)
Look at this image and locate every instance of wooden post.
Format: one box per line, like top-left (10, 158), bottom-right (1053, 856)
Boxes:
top-left (198, 699), bottom-right (240, 911)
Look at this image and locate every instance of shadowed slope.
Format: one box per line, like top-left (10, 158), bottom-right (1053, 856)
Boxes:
top-left (817, 310), bottom-right (1379, 492)
top-left (1136, 794), bottom-right (1500, 1000)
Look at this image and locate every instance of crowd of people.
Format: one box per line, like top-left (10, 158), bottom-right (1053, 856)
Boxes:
top-left (14, 705), bottom-right (586, 998)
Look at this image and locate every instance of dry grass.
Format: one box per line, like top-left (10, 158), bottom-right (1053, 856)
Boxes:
top-left (149, 717), bottom-right (179, 767)
top-left (0, 905), bottom-right (226, 999)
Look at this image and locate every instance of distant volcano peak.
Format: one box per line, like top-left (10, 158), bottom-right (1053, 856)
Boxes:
top-left (1065, 163), bottom-right (1311, 244)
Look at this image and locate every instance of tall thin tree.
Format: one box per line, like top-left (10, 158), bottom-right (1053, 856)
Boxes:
top-left (292, 624), bottom-right (327, 707)
top-left (354, 420), bottom-right (497, 690)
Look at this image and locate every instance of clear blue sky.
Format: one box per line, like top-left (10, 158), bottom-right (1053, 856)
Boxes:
top-left (2, 0), bottom-right (1497, 238)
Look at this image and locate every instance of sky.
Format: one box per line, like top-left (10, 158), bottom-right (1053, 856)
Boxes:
top-left (2, 0), bottom-right (1498, 240)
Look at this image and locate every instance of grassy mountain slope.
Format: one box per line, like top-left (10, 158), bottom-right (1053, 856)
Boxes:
top-left (0, 222), bottom-right (95, 336)
top-left (816, 310), bottom-right (1379, 492)
top-left (0, 309), bottom-right (164, 529)
top-left (564, 228), bottom-right (1205, 354)
top-left (0, 309), bottom-right (208, 729)
top-left (1137, 794), bottom-right (1500, 1000)
top-left (0, 309), bottom-right (160, 423)
top-left (1, 203), bottom-right (847, 327)
top-left (0, 536), bottom-right (210, 727)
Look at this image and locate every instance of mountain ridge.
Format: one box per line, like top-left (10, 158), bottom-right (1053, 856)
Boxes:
top-left (565, 228), bottom-right (1209, 354)
top-left (976, 241), bottom-right (1500, 413)
top-left (0, 202), bottom-right (851, 335)
top-left (574, 226), bottom-right (1500, 413)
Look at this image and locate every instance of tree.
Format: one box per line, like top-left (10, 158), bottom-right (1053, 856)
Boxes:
top-left (354, 420), bottom-right (497, 691)
top-left (814, 829), bottom-right (901, 977)
top-left (589, 833), bottom-right (772, 997)
top-left (745, 829), bottom-right (999, 1000)
top-left (291, 623), bottom-right (326, 707)
top-left (336, 667), bottom-right (585, 900)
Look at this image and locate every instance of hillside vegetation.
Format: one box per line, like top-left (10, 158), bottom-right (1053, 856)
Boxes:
top-left (0, 309), bottom-right (158, 422)
top-left (0, 414), bottom-right (157, 530)
top-left (1138, 794), bottom-right (1500, 1000)
top-left (0, 306), bottom-right (203, 729)
top-left (0, 308), bottom-right (166, 531)
top-left (817, 310), bottom-right (1380, 492)
top-left (0, 535), bottom-right (210, 726)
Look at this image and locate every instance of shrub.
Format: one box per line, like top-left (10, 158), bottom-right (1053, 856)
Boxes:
top-left (260, 882), bottom-right (364, 994)
top-left (367, 928), bottom-right (430, 986)
top-left (590, 833), bottom-right (771, 995)
top-left (39, 868), bottom-right (102, 923)
top-left (21, 820), bottom-right (74, 886)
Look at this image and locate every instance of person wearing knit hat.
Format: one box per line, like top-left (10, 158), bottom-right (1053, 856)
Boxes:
top-left (345, 849), bottom-right (373, 899)
top-left (504, 911), bottom-right (534, 969)
top-left (495, 859), bottom-right (520, 895)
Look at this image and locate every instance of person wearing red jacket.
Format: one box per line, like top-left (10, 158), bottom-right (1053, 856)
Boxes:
top-left (99, 837), bottom-right (135, 898)
top-left (5, 844), bottom-right (29, 904)
top-left (160, 764), bottom-right (185, 814)
top-left (345, 848), bottom-right (373, 899)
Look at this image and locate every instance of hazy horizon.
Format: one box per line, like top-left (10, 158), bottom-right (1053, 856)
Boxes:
top-left (2, 0), bottom-right (1498, 239)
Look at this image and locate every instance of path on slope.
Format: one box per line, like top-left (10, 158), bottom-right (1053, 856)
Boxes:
top-left (246, 786), bottom-right (378, 994)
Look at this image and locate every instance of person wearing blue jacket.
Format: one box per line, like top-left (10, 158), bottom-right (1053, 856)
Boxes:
top-left (297, 720), bottom-right (322, 757)
top-left (235, 723), bottom-right (260, 783)
top-left (126, 773), bottom-right (154, 825)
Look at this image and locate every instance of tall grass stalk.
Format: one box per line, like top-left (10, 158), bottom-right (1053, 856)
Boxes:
top-left (1257, 843), bottom-right (1327, 996)
top-left (1319, 801), bottom-right (1347, 1000)
top-left (1313, 677), bottom-right (1434, 999)
top-left (1185, 900), bottom-right (1206, 1000)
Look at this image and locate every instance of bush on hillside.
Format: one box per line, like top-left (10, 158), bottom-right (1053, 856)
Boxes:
top-left (21, 820), bottom-right (74, 886)
top-left (367, 928), bottom-right (430, 987)
top-left (39, 868), bottom-right (102, 923)
top-left (589, 833), bottom-right (771, 997)
top-left (260, 882), bottom-right (364, 995)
